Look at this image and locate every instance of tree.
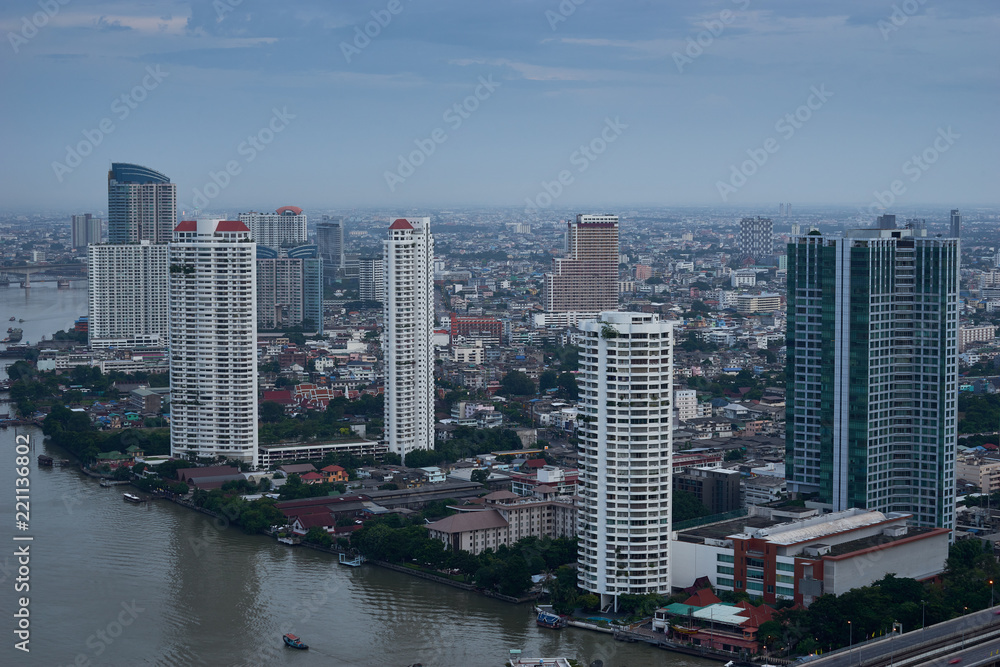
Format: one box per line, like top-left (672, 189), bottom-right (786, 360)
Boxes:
top-left (556, 372), bottom-right (578, 400)
top-left (471, 469), bottom-right (490, 485)
top-left (538, 370), bottom-right (558, 393)
top-left (500, 370), bottom-right (536, 396)
top-left (259, 401), bottom-right (285, 423)
top-left (672, 489), bottom-right (711, 522)
top-left (304, 526), bottom-right (333, 548)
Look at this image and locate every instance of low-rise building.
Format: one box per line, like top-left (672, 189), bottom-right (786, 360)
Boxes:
top-left (672, 507), bottom-right (950, 607)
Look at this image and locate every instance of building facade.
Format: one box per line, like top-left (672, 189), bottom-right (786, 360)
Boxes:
top-left (383, 217), bottom-right (435, 461)
top-left (950, 209), bottom-right (961, 239)
top-left (359, 257), bottom-right (384, 302)
top-left (87, 241), bottom-right (168, 348)
top-left (169, 220), bottom-right (258, 465)
top-left (545, 214), bottom-right (619, 313)
top-left (317, 216), bottom-right (345, 280)
top-left (738, 216), bottom-right (773, 261)
top-left (577, 312), bottom-right (673, 609)
top-left (786, 229), bottom-right (959, 530)
top-left (71, 214), bottom-right (102, 248)
top-left (239, 206), bottom-right (307, 249)
top-left (256, 244), bottom-right (323, 333)
top-left (107, 163), bottom-right (176, 244)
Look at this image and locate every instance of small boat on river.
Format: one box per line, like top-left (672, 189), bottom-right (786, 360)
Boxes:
top-left (283, 633), bottom-right (308, 649)
top-left (123, 493), bottom-right (144, 503)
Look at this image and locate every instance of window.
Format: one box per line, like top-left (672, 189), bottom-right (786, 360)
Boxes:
top-left (717, 565), bottom-right (734, 575)
top-left (777, 586), bottom-right (795, 597)
top-left (717, 577), bottom-right (734, 587)
top-left (777, 561), bottom-right (795, 572)
top-left (747, 581), bottom-right (764, 591)
top-left (717, 553), bottom-right (735, 563)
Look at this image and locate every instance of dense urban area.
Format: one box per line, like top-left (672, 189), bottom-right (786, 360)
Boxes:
top-left (5, 200), bottom-right (1000, 663)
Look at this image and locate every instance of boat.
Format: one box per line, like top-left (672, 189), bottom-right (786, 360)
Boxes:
top-left (6, 328), bottom-right (22, 343)
top-left (123, 493), bottom-right (144, 503)
top-left (536, 611), bottom-right (567, 629)
top-left (18, 318), bottom-right (24, 322)
top-left (282, 633), bottom-right (308, 649)
top-left (671, 624), bottom-right (700, 636)
top-left (6, 328), bottom-right (11, 333)
top-left (8, 317), bottom-right (14, 321)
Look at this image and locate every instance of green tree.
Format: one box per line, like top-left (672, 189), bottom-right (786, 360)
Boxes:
top-left (500, 370), bottom-right (536, 396)
top-left (538, 370), bottom-right (558, 393)
top-left (672, 489), bottom-right (711, 522)
top-left (304, 526), bottom-right (333, 548)
top-left (259, 401), bottom-right (286, 423)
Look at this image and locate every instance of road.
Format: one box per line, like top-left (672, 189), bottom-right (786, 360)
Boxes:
top-left (803, 606), bottom-right (1000, 667)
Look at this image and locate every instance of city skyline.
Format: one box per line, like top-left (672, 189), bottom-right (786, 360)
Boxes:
top-left (1, 1), bottom-right (997, 212)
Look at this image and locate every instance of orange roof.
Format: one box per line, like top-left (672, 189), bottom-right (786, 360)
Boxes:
top-left (683, 588), bottom-right (722, 607)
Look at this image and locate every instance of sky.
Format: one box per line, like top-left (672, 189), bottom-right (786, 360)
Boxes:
top-left (0, 0), bottom-right (997, 213)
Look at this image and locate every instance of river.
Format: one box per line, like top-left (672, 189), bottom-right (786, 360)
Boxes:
top-left (0, 282), bottom-right (717, 666)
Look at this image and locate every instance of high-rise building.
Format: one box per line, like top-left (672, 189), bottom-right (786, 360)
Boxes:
top-left (577, 311), bottom-right (673, 610)
top-left (359, 257), bottom-right (384, 303)
top-left (317, 216), bottom-right (345, 279)
top-left (169, 219), bottom-right (258, 466)
top-left (785, 228), bottom-right (958, 530)
top-left (256, 244), bottom-right (323, 333)
top-left (544, 214), bottom-right (619, 313)
top-left (87, 241), bottom-right (168, 348)
top-left (239, 206), bottom-right (307, 249)
top-left (950, 209), bottom-right (961, 239)
top-left (877, 213), bottom-right (897, 229)
top-left (71, 214), bottom-right (102, 248)
top-left (107, 163), bottom-right (176, 244)
top-left (738, 216), bottom-right (773, 261)
top-left (383, 217), bottom-right (435, 462)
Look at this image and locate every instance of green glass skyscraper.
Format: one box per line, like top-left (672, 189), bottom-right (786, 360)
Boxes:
top-left (786, 228), bottom-right (958, 530)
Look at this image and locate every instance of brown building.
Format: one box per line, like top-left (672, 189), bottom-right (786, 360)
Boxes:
top-left (544, 214), bottom-right (619, 313)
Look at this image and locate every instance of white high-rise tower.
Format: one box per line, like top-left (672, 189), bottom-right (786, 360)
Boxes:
top-left (169, 219), bottom-right (258, 466)
top-left (383, 217), bottom-right (435, 462)
top-left (577, 312), bottom-right (674, 611)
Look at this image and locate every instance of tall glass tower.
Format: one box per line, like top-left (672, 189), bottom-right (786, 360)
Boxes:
top-left (107, 163), bottom-right (176, 244)
top-left (786, 229), bottom-right (958, 530)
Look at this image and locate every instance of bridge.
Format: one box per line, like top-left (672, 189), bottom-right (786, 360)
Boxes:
top-left (0, 264), bottom-right (87, 287)
top-left (799, 605), bottom-right (1000, 667)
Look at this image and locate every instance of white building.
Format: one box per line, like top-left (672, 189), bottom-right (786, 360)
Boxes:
top-left (674, 389), bottom-right (698, 421)
top-left (169, 220), bottom-right (258, 466)
top-left (359, 257), bottom-right (385, 302)
top-left (239, 206), bottom-right (307, 250)
top-left (577, 312), bottom-right (673, 610)
top-left (88, 241), bottom-right (169, 348)
top-left (384, 217), bottom-right (435, 462)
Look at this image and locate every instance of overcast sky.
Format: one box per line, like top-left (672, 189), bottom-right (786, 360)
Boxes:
top-left (1, 0), bottom-right (996, 213)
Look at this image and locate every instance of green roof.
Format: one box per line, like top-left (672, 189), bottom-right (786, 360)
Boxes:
top-left (96, 450), bottom-right (130, 460)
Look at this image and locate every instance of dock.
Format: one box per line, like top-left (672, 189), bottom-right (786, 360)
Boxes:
top-left (338, 553), bottom-right (365, 567)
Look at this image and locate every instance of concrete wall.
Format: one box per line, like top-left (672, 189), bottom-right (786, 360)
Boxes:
top-left (824, 532), bottom-right (950, 596)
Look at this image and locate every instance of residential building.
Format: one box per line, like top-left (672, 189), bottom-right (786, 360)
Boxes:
top-left (674, 466), bottom-right (742, 514)
top-left (577, 311), bottom-right (673, 609)
top-left (169, 220), bottom-right (258, 465)
top-left (107, 162), bottom-right (176, 244)
top-left (735, 293), bottom-right (782, 314)
top-left (71, 214), bottom-right (102, 248)
top-left (956, 455), bottom-right (1000, 494)
top-left (384, 217), bottom-right (435, 462)
top-left (256, 244), bottom-right (323, 333)
top-left (544, 214), bottom-right (619, 313)
top-left (786, 228), bottom-right (959, 530)
top-left (359, 257), bottom-right (384, 302)
top-left (426, 489), bottom-right (576, 555)
top-left (738, 216), bottom-right (773, 261)
top-left (450, 315), bottom-right (503, 344)
top-left (239, 206), bottom-right (307, 249)
top-left (959, 325), bottom-right (996, 352)
top-left (87, 241), bottom-right (168, 348)
top-left (674, 389), bottom-right (698, 421)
